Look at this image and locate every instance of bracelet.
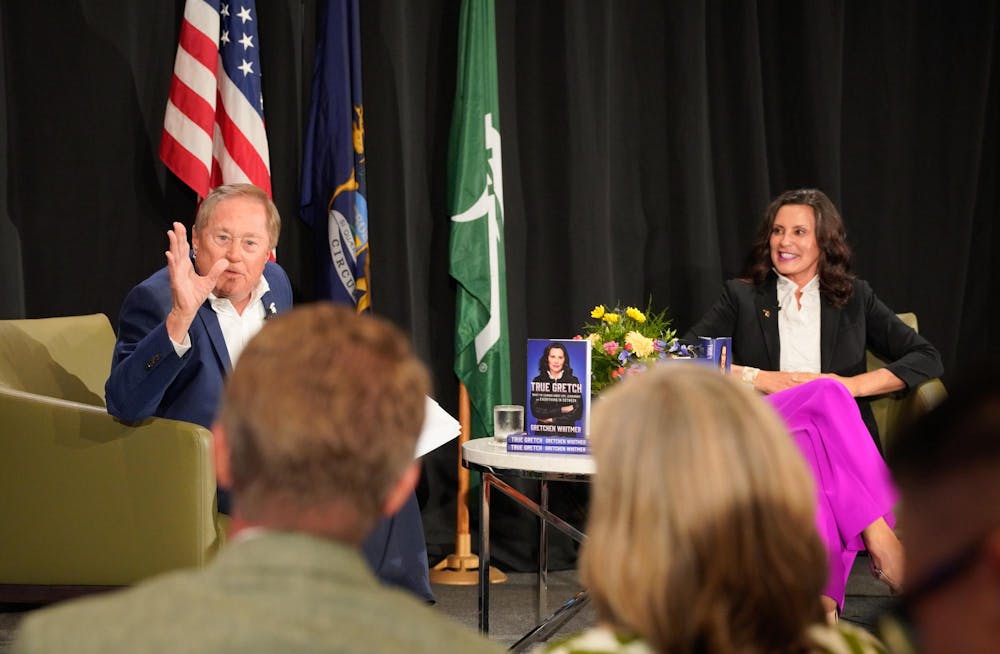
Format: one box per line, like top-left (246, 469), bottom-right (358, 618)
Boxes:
top-left (741, 366), bottom-right (760, 387)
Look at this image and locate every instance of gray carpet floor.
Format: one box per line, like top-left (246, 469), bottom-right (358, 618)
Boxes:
top-left (0, 555), bottom-right (893, 653)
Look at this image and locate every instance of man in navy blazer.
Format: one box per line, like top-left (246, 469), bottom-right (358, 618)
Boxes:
top-left (106, 184), bottom-right (292, 430)
top-left (104, 261), bottom-right (289, 428)
top-left (105, 184), bottom-right (434, 602)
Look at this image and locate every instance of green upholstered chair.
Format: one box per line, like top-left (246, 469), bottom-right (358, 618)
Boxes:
top-left (0, 314), bottom-right (226, 603)
top-left (866, 312), bottom-right (948, 453)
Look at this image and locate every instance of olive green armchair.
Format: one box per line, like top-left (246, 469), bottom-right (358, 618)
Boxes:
top-left (867, 312), bottom-right (948, 452)
top-left (0, 314), bottom-right (226, 602)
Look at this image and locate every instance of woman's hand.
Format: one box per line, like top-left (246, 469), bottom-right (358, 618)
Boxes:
top-left (560, 405), bottom-right (575, 414)
top-left (752, 370), bottom-right (823, 394)
top-left (741, 369), bottom-right (905, 397)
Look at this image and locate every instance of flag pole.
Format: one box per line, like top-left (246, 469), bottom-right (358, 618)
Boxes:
top-left (429, 383), bottom-right (507, 585)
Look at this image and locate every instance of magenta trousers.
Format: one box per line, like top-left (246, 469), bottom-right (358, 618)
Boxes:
top-left (767, 378), bottom-right (897, 608)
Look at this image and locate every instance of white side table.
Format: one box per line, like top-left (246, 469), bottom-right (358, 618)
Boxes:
top-left (462, 439), bottom-right (594, 650)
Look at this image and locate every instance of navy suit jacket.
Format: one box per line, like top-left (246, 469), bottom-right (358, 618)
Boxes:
top-left (105, 262), bottom-right (293, 429)
top-left (685, 274), bottom-right (943, 448)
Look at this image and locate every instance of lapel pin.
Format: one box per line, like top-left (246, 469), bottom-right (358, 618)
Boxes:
top-left (762, 308), bottom-right (771, 319)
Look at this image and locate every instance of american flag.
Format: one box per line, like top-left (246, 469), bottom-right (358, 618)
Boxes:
top-left (160, 0), bottom-right (271, 199)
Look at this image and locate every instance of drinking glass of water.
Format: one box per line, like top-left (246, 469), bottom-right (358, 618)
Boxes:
top-left (492, 405), bottom-right (524, 446)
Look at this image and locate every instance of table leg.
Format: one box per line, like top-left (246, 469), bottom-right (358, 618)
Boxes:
top-left (478, 473), bottom-right (492, 634)
top-left (510, 591), bottom-right (591, 652)
top-left (538, 479), bottom-right (549, 621)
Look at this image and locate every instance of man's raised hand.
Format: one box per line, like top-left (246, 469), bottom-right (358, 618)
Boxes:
top-left (164, 222), bottom-right (227, 343)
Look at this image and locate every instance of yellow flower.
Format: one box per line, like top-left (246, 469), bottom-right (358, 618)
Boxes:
top-left (602, 312), bottom-right (620, 324)
top-left (591, 305), bottom-right (606, 319)
top-left (626, 307), bottom-right (647, 323)
top-left (587, 333), bottom-right (602, 346)
top-left (625, 331), bottom-right (655, 358)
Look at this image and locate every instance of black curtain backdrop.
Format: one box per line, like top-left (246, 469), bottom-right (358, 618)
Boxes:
top-left (2, 1), bottom-right (997, 570)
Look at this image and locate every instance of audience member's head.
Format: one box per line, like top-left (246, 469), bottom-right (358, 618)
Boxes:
top-left (886, 371), bottom-right (1000, 654)
top-left (213, 302), bottom-right (430, 544)
top-left (581, 364), bottom-right (827, 652)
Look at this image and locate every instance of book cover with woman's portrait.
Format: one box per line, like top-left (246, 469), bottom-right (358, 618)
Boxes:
top-left (526, 339), bottom-right (591, 438)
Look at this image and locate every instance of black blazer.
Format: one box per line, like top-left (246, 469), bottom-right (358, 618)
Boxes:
top-left (685, 273), bottom-right (943, 448)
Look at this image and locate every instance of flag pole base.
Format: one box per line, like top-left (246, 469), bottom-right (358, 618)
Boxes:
top-left (429, 533), bottom-right (507, 586)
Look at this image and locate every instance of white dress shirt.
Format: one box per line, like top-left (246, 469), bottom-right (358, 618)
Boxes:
top-left (776, 272), bottom-right (822, 373)
top-left (171, 276), bottom-right (271, 367)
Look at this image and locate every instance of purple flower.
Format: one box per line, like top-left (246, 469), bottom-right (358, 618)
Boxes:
top-left (668, 341), bottom-right (693, 358)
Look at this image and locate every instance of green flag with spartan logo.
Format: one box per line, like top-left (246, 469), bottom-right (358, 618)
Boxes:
top-left (448, 0), bottom-right (511, 439)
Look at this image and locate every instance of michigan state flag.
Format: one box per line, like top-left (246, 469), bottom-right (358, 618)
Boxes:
top-left (300, 0), bottom-right (371, 312)
top-left (448, 0), bottom-right (511, 439)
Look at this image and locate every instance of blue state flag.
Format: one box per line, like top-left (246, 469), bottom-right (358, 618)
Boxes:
top-left (300, 0), bottom-right (370, 311)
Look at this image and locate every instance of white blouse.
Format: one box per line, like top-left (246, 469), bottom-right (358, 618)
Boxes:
top-left (776, 272), bottom-right (821, 373)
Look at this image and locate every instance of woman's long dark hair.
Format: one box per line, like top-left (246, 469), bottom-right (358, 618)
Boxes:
top-left (538, 342), bottom-right (574, 377)
top-left (743, 189), bottom-right (855, 307)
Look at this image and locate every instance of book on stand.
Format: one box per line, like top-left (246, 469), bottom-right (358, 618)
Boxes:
top-left (698, 336), bottom-right (732, 374)
top-left (525, 338), bottom-right (591, 439)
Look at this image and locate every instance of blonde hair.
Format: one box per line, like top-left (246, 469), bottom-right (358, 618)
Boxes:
top-left (219, 303), bottom-right (429, 534)
top-left (581, 364), bottom-right (826, 653)
top-left (193, 183), bottom-right (281, 248)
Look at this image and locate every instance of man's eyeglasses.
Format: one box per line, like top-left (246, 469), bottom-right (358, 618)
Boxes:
top-left (210, 231), bottom-right (265, 254)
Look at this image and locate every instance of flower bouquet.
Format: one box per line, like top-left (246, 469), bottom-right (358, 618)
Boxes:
top-left (579, 302), bottom-right (695, 394)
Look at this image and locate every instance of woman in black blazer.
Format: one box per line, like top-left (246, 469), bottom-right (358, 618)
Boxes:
top-left (686, 188), bottom-right (942, 448)
top-left (686, 188), bottom-right (943, 619)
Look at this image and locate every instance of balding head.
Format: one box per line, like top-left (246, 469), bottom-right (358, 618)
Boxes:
top-left (215, 303), bottom-right (430, 542)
